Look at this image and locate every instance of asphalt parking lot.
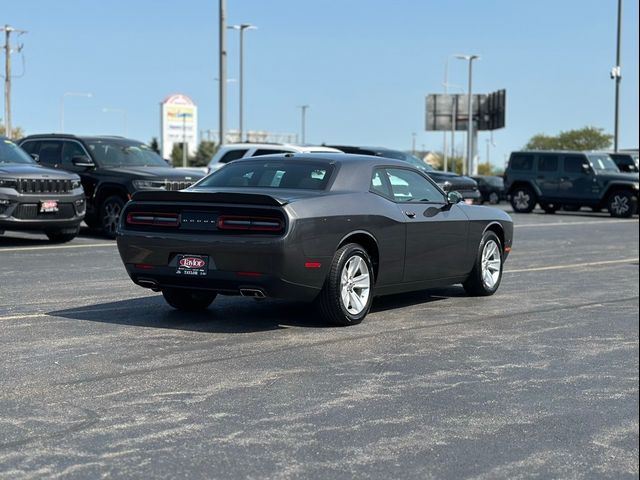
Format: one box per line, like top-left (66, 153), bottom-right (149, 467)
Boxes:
top-left (0, 206), bottom-right (638, 479)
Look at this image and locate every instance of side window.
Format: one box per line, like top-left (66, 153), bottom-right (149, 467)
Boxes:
top-left (538, 155), bottom-right (559, 172)
top-left (37, 141), bottom-right (63, 167)
top-left (61, 141), bottom-right (89, 168)
top-left (509, 154), bottom-right (534, 171)
top-left (219, 149), bottom-right (248, 164)
top-left (252, 149), bottom-right (289, 157)
top-left (385, 168), bottom-right (445, 203)
top-left (370, 169), bottom-right (391, 198)
top-left (564, 155), bottom-right (587, 173)
top-left (20, 141), bottom-right (40, 156)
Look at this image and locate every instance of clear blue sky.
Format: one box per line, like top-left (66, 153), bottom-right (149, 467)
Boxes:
top-left (3, 0), bottom-right (639, 168)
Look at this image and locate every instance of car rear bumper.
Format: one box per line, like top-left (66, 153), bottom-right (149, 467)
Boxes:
top-left (116, 230), bottom-right (328, 302)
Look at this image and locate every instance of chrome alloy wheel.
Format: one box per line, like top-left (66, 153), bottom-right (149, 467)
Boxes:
top-left (103, 201), bottom-right (122, 236)
top-left (340, 256), bottom-right (371, 315)
top-left (513, 190), bottom-right (531, 210)
top-left (610, 194), bottom-right (630, 216)
top-left (481, 240), bottom-right (502, 289)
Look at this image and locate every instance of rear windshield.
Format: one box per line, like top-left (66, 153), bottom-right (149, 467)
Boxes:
top-left (0, 138), bottom-right (35, 164)
top-left (198, 161), bottom-right (334, 190)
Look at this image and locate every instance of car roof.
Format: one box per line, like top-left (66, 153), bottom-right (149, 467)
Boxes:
top-left (19, 134), bottom-right (144, 143)
top-left (230, 152), bottom-right (411, 168)
top-left (511, 150), bottom-right (603, 155)
top-left (217, 143), bottom-right (341, 153)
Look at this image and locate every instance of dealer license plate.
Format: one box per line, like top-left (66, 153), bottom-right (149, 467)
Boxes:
top-left (175, 254), bottom-right (209, 276)
top-left (39, 200), bottom-right (59, 213)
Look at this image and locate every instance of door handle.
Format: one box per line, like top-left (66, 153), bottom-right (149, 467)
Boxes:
top-left (404, 211), bottom-right (416, 218)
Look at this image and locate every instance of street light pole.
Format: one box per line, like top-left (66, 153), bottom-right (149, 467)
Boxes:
top-left (456, 54), bottom-right (480, 176)
top-left (218, 0), bottom-right (227, 146)
top-left (298, 105), bottom-right (310, 144)
top-left (613, 0), bottom-right (622, 152)
top-left (60, 92), bottom-right (92, 133)
top-left (228, 24), bottom-right (256, 143)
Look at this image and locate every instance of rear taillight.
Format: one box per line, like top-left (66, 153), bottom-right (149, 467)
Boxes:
top-left (216, 215), bottom-right (283, 232)
top-left (126, 212), bottom-right (179, 227)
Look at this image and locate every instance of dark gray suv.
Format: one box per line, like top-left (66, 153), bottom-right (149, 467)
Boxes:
top-left (0, 137), bottom-right (85, 242)
top-left (504, 150), bottom-right (639, 218)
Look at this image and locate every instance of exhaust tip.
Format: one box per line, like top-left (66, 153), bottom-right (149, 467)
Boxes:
top-left (240, 288), bottom-right (266, 298)
top-left (137, 278), bottom-right (160, 291)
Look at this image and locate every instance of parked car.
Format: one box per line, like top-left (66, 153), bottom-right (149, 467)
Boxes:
top-left (329, 146), bottom-right (481, 204)
top-left (19, 134), bottom-right (205, 238)
top-left (116, 153), bottom-right (513, 326)
top-left (504, 150), bottom-right (639, 217)
top-left (609, 151), bottom-right (639, 173)
top-left (471, 175), bottom-right (505, 204)
top-left (0, 136), bottom-right (85, 242)
top-left (207, 143), bottom-right (342, 173)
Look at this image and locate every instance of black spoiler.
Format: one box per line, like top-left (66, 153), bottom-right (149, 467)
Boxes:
top-left (131, 190), bottom-right (288, 206)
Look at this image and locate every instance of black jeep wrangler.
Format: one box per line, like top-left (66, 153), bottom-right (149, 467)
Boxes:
top-left (19, 135), bottom-right (205, 238)
top-left (504, 151), bottom-right (638, 217)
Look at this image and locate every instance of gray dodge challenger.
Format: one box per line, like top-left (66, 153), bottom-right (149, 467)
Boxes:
top-left (116, 153), bottom-right (513, 326)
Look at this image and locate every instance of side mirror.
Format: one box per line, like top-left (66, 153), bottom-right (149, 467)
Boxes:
top-left (30, 153), bottom-right (40, 162)
top-left (447, 191), bottom-right (464, 204)
top-left (441, 181), bottom-right (452, 193)
top-left (581, 163), bottom-right (592, 174)
top-left (72, 155), bottom-right (95, 168)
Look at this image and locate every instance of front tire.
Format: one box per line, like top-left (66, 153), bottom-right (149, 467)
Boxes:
top-left (607, 190), bottom-right (636, 218)
top-left (45, 226), bottom-right (80, 243)
top-left (488, 192), bottom-right (500, 204)
top-left (162, 288), bottom-right (217, 311)
top-left (100, 195), bottom-right (126, 239)
top-left (317, 243), bottom-right (373, 326)
top-left (463, 231), bottom-right (503, 296)
top-left (509, 186), bottom-right (536, 213)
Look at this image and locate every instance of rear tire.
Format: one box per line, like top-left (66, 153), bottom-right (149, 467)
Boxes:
top-left (607, 190), bottom-right (636, 218)
top-left (463, 231), bottom-right (503, 296)
top-left (100, 195), bottom-right (126, 239)
top-left (45, 226), bottom-right (80, 243)
top-left (509, 186), bottom-right (536, 213)
top-left (162, 288), bottom-right (217, 311)
top-left (541, 203), bottom-right (559, 214)
top-left (317, 243), bottom-right (373, 326)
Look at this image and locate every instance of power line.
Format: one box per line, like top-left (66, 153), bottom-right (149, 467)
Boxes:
top-left (1, 24), bottom-right (27, 139)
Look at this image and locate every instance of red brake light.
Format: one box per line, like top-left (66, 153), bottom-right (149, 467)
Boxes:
top-left (126, 212), bottom-right (179, 227)
top-left (217, 215), bottom-right (283, 232)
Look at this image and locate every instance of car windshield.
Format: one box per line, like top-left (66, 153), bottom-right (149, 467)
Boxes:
top-left (86, 140), bottom-right (168, 167)
top-left (198, 160), bottom-right (334, 190)
top-left (588, 154), bottom-right (619, 172)
top-left (0, 138), bottom-right (35, 165)
top-left (381, 151), bottom-right (433, 171)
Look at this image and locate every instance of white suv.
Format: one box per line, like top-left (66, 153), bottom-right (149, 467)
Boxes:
top-left (207, 143), bottom-right (342, 173)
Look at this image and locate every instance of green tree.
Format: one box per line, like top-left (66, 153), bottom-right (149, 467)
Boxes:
top-left (170, 143), bottom-right (188, 166)
top-left (149, 137), bottom-right (160, 154)
top-left (524, 126), bottom-right (612, 151)
top-left (0, 125), bottom-right (25, 139)
top-left (193, 141), bottom-right (217, 167)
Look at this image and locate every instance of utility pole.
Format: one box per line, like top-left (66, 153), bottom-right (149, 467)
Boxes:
top-left (298, 105), bottom-right (310, 144)
top-left (1, 25), bottom-right (27, 139)
top-left (218, 0), bottom-right (227, 146)
top-left (612, 0), bottom-right (623, 152)
top-left (455, 54), bottom-right (480, 176)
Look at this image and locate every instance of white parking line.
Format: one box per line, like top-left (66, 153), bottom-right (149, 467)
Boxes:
top-left (0, 313), bottom-right (48, 321)
top-left (515, 219), bottom-right (638, 228)
top-left (505, 258), bottom-right (639, 273)
top-left (0, 243), bottom-right (116, 253)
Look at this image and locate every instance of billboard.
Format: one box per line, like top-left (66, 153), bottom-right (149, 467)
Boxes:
top-left (160, 94), bottom-right (198, 161)
top-left (425, 89), bottom-right (506, 132)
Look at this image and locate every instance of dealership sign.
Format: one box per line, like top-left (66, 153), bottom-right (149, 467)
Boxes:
top-left (160, 94), bottom-right (198, 161)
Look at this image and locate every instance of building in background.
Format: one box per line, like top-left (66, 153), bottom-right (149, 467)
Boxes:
top-left (160, 94), bottom-right (198, 160)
